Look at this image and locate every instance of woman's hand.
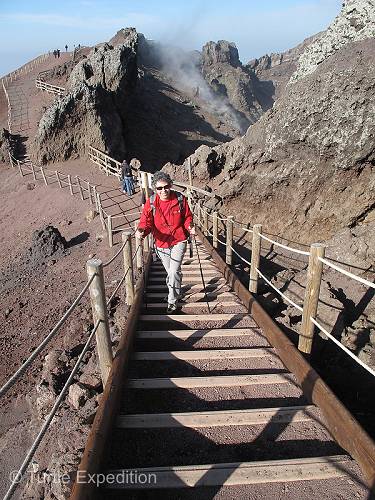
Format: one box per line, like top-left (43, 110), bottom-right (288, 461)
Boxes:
top-left (188, 226), bottom-right (196, 236)
top-left (135, 229), bottom-right (144, 239)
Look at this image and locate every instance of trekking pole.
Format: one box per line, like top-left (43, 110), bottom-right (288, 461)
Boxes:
top-left (192, 236), bottom-right (211, 314)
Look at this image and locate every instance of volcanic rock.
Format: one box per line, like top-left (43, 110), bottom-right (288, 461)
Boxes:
top-left (201, 40), bottom-right (270, 132)
top-left (34, 29), bottom-right (139, 164)
top-left (0, 128), bottom-right (18, 163)
top-left (27, 226), bottom-right (68, 267)
top-left (290, 0), bottom-right (375, 82)
top-left (174, 37), bottom-right (375, 244)
top-left (68, 383), bottom-right (89, 410)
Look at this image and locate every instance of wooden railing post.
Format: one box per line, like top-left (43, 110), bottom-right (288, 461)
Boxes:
top-left (299, 244), bottom-right (326, 354)
top-left (86, 259), bottom-right (113, 387)
top-left (68, 174), bottom-right (73, 195)
top-left (135, 232), bottom-right (144, 270)
top-left (17, 160), bottom-right (24, 177)
top-left (203, 208), bottom-right (208, 237)
top-left (76, 176), bottom-right (84, 200)
top-left (226, 216), bottom-right (234, 265)
top-left (187, 188), bottom-right (192, 209)
top-left (107, 215), bottom-right (113, 248)
top-left (143, 233), bottom-right (150, 254)
top-left (197, 201), bottom-right (202, 228)
top-left (249, 224), bottom-right (262, 293)
top-left (213, 211), bottom-right (218, 248)
top-left (87, 181), bottom-right (93, 204)
top-left (122, 232), bottom-right (135, 305)
top-left (30, 163), bottom-right (36, 181)
top-left (40, 165), bottom-right (48, 185)
top-left (97, 193), bottom-right (106, 230)
top-left (141, 171), bottom-right (150, 200)
top-left (188, 157), bottom-right (193, 187)
top-left (55, 170), bottom-right (62, 187)
top-left (93, 186), bottom-right (98, 211)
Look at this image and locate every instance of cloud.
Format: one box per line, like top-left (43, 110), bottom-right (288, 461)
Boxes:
top-left (0, 11), bottom-right (159, 30)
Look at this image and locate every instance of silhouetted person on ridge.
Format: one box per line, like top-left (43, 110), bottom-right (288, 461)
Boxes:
top-left (57, 49), bottom-right (60, 58)
top-left (65, 44), bottom-right (68, 52)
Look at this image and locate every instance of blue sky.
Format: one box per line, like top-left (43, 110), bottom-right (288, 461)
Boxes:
top-left (0, 0), bottom-right (342, 76)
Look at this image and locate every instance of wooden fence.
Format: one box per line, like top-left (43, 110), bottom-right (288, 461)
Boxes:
top-left (1, 53), bottom-right (50, 88)
top-left (192, 201), bottom-right (375, 376)
top-left (35, 79), bottom-right (65, 96)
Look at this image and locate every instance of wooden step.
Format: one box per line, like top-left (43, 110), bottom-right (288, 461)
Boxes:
top-left (139, 313), bottom-right (250, 323)
top-left (152, 263), bottom-right (216, 268)
top-left (148, 277), bottom-right (225, 283)
top-left (105, 455), bottom-right (352, 489)
top-left (126, 373), bottom-right (293, 389)
top-left (149, 270), bottom-right (221, 276)
top-left (146, 283), bottom-right (230, 291)
top-left (139, 313), bottom-right (248, 322)
top-left (145, 292), bottom-right (235, 300)
top-left (132, 348), bottom-right (274, 360)
top-left (136, 328), bottom-right (262, 339)
top-left (143, 302), bottom-right (243, 310)
top-left (117, 405), bottom-right (316, 428)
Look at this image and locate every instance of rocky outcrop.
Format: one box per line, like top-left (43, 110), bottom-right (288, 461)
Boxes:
top-left (290, 0), bottom-right (375, 82)
top-left (0, 128), bottom-right (18, 163)
top-left (35, 82), bottom-right (126, 163)
top-left (201, 40), bottom-right (271, 132)
top-left (168, 37), bottom-right (375, 244)
top-left (246, 34), bottom-right (320, 99)
top-left (34, 29), bottom-right (139, 164)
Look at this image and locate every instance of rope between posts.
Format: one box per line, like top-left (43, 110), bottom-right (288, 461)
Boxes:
top-left (0, 274), bottom-right (95, 399)
top-left (110, 211), bottom-right (141, 219)
top-left (3, 320), bottom-right (101, 500)
top-left (107, 270), bottom-right (130, 306)
top-left (132, 243), bottom-right (142, 262)
top-left (103, 240), bottom-right (126, 268)
top-left (206, 227), bottom-right (227, 246)
top-left (310, 317), bottom-right (375, 378)
top-left (232, 220), bottom-right (253, 234)
top-left (260, 233), bottom-right (310, 256)
top-left (230, 245), bottom-right (252, 266)
top-left (256, 268), bottom-right (303, 312)
top-left (319, 257), bottom-right (375, 289)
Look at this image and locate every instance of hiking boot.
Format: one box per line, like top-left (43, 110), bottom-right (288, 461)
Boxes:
top-left (167, 303), bottom-right (178, 313)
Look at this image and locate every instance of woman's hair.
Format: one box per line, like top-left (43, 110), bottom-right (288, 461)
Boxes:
top-left (151, 171), bottom-right (173, 190)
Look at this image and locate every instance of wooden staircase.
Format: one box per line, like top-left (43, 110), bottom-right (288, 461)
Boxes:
top-left (95, 241), bottom-right (367, 499)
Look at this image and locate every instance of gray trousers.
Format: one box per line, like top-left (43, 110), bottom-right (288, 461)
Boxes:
top-left (156, 240), bottom-right (187, 305)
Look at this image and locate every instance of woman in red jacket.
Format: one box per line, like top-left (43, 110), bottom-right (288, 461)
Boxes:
top-left (135, 171), bottom-right (195, 313)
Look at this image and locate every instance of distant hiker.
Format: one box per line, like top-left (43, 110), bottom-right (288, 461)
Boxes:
top-left (65, 44), bottom-right (68, 52)
top-left (121, 159), bottom-right (135, 195)
top-left (135, 171), bottom-right (195, 313)
top-left (53, 50), bottom-right (57, 59)
top-left (57, 49), bottom-right (60, 58)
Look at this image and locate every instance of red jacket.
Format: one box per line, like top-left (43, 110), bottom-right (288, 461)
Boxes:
top-left (138, 191), bottom-right (193, 248)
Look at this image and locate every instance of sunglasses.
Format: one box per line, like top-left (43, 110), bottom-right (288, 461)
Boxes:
top-left (156, 185), bottom-right (171, 191)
